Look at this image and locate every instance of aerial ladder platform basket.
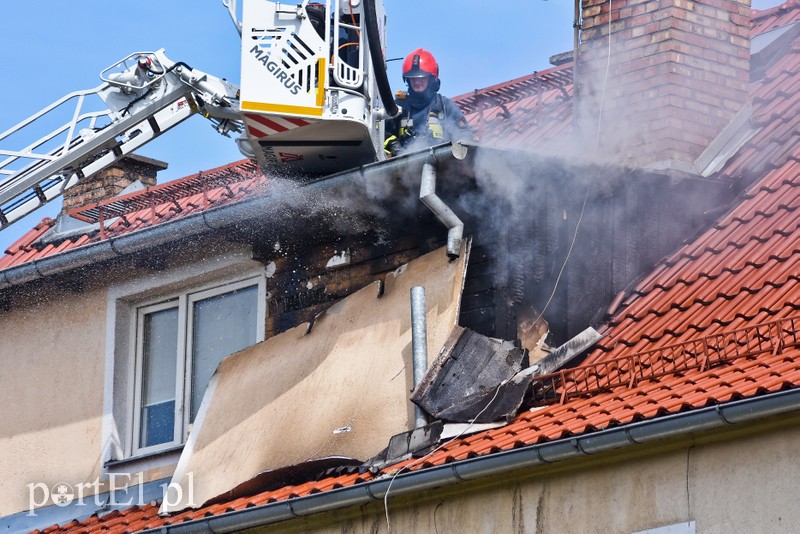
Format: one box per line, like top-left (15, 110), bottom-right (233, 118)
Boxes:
top-left (236, 0), bottom-right (388, 175)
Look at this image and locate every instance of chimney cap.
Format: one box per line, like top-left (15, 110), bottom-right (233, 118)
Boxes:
top-left (549, 50), bottom-right (574, 67)
top-left (116, 153), bottom-right (169, 171)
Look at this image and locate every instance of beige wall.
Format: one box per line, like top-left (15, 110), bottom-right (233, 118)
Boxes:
top-left (163, 246), bottom-right (467, 512)
top-left (0, 242), bottom-right (258, 518)
top-left (249, 419), bottom-right (800, 534)
top-left (0, 285), bottom-right (107, 517)
top-left (0, 237), bottom-right (423, 519)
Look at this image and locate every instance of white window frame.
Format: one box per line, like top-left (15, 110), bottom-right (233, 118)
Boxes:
top-left (132, 298), bottom-right (184, 456)
top-left (184, 277), bottom-right (264, 428)
top-left (128, 275), bottom-right (267, 457)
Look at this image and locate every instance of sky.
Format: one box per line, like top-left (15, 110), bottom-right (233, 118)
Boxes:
top-left (0, 0), bottom-right (785, 251)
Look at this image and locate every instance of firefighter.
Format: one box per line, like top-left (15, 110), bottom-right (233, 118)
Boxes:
top-left (384, 48), bottom-right (472, 157)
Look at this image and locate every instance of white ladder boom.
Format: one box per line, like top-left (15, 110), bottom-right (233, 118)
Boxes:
top-left (0, 50), bottom-right (241, 230)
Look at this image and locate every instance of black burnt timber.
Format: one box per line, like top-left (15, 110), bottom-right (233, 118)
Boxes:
top-left (364, 421), bottom-right (445, 469)
top-left (203, 457), bottom-right (363, 508)
top-left (411, 326), bottom-right (530, 423)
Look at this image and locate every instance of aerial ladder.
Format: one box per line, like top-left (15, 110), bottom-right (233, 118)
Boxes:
top-left (0, 0), bottom-right (395, 231)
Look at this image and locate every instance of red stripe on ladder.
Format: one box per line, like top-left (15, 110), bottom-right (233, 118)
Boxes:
top-left (246, 114), bottom-right (290, 133)
top-left (283, 116), bottom-right (312, 127)
top-left (247, 125), bottom-right (270, 138)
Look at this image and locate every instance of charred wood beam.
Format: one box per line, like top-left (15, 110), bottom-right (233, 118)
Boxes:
top-left (411, 327), bottom-right (529, 423)
top-left (528, 326), bottom-right (603, 377)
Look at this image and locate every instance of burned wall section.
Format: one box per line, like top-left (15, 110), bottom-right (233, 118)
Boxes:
top-left (232, 147), bottom-right (737, 349)
top-left (225, 161), bottom-right (478, 338)
top-left (258, 235), bottom-right (431, 337)
top-left (460, 149), bottom-right (737, 345)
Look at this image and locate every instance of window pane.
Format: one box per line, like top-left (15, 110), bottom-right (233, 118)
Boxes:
top-left (140, 307), bottom-right (178, 448)
top-left (190, 285), bottom-right (258, 420)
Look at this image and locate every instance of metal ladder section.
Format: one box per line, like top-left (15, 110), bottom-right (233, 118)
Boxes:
top-left (0, 86), bottom-right (195, 230)
top-left (0, 50), bottom-right (242, 231)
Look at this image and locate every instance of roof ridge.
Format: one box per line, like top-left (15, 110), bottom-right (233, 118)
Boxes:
top-left (454, 63), bottom-right (573, 115)
top-left (753, 0), bottom-right (800, 22)
top-left (751, 0), bottom-right (800, 35)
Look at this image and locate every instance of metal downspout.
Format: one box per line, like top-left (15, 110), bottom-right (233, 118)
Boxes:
top-left (410, 286), bottom-right (428, 428)
top-left (140, 388), bottom-right (800, 533)
top-left (419, 161), bottom-right (464, 258)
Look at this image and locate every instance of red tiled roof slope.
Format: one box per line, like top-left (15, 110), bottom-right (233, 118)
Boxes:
top-left (588, 154), bottom-right (800, 361)
top-left (0, 160), bottom-right (264, 271)
top-left (720, 33), bottom-right (800, 181)
top-left (751, 0), bottom-right (800, 35)
top-left (454, 64), bottom-right (574, 149)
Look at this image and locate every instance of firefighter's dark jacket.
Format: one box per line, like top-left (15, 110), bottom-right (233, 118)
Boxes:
top-left (385, 84), bottom-right (472, 152)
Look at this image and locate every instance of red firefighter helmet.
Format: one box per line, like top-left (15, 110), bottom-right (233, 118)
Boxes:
top-left (402, 48), bottom-right (439, 81)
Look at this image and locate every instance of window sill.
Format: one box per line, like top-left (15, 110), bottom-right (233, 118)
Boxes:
top-left (104, 444), bottom-right (184, 471)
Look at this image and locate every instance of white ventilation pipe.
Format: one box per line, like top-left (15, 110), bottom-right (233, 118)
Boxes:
top-left (420, 162), bottom-right (463, 258)
top-left (410, 286), bottom-right (428, 428)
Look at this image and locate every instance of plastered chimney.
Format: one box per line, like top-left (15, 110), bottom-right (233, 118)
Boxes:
top-left (577, 0), bottom-right (751, 170)
top-left (61, 154), bottom-right (167, 213)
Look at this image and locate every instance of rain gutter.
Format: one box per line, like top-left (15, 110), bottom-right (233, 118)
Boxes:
top-left (0, 142), bottom-right (472, 290)
top-left (142, 388), bottom-right (800, 533)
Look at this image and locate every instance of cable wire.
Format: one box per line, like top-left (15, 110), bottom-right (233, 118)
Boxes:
top-left (531, 188), bottom-right (589, 327)
top-left (595, 0), bottom-right (614, 149)
top-left (383, 384), bottom-right (505, 533)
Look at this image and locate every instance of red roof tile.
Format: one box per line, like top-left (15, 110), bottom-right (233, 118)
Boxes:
top-left (720, 37), bottom-right (800, 181)
top-left (590, 155), bottom-right (800, 357)
top-left (454, 64), bottom-right (574, 149)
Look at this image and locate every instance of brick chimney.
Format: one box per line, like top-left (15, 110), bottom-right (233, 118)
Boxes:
top-left (61, 155), bottom-right (168, 214)
top-left (577, 0), bottom-right (751, 170)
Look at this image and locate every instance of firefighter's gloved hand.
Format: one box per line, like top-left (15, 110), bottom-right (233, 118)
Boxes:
top-left (384, 135), bottom-right (401, 157)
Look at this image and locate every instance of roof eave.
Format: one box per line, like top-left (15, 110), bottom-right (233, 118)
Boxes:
top-left (0, 143), bottom-right (474, 291)
top-left (140, 387), bottom-right (800, 533)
